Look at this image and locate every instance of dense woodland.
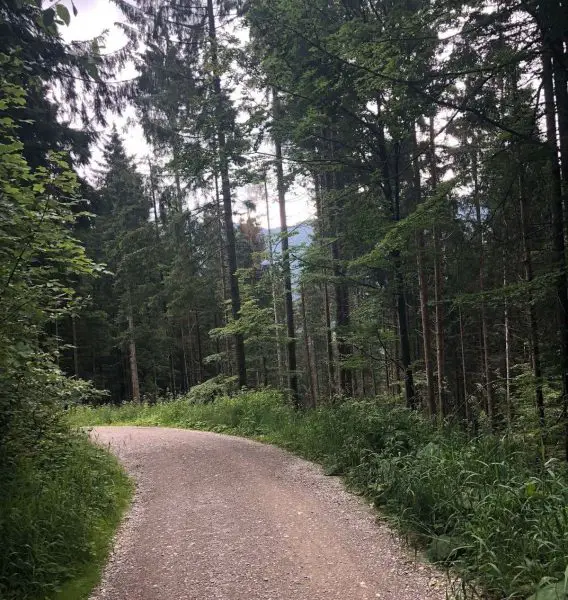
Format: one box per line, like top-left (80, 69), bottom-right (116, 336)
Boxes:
top-left (2, 0), bottom-right (568, 597)
top-left (47, 0), bottom-right (568, 449)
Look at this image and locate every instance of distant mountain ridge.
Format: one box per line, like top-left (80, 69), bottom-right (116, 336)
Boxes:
top-left (262, 221), bottom-right (314, 253)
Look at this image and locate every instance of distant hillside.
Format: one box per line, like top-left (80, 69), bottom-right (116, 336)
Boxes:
top-left (263, 222), bottom-right (314, 254)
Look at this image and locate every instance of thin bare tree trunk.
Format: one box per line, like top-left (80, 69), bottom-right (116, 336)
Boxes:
top-left (127, 311), bottom-right (141, 403)
top-left (264, 177), bottom-right (284, 387)
top-left (459, 307), bottom-right (469, 423)
top-left (273, 90), bottom-right (299, 404)
top-left (323, 283), bottom-right (335, 398)
top-left (472, 148), bottom-right (494, 426)
top-left (195, 310), bottom-right (203, 384)
top-left (503, 253), bottom-right (512, 426)
top-left (215, 171), bottom-right (231, 376)
top-left (414, 126), bottom-right (436, 417)
top-left (518, 168), bottom-right (545, 429)
top-left (71, 314), bottom-right (79, 377)
top-left (429, 118), bottom-right (446, 419)
top-left (301, 283), bottom-right (318, 407)
top-left (181, 324), bottom-right (190, 392)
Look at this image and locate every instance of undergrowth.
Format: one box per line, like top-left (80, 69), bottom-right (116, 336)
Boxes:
top-left (70, 389), bottom-right (568, 599)
top-left (0, 431), bottom-right (132, 600)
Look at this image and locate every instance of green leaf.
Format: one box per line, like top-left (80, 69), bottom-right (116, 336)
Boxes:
top-left (42, 7), bottom-right (55, 27)
top-left (528, 580), bottom-right (568, 600)
top-left (56, 3), bottom-right (71, 26)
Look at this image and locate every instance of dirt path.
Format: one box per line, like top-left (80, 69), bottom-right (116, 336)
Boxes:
top-left (90, 426), bottom-right (449, 600)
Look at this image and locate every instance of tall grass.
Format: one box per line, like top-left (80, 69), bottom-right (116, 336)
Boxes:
top-left (71, 390), bottom-right (568, 599)
top-left (0, 432), bottom-right (132, 600)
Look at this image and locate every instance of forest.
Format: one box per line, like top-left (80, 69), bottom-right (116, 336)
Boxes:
top-left (2, 0), bottom-right (568, 598)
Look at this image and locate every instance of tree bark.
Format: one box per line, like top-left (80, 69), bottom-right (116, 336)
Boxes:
top-left (459, 307), bottom-right (469, 423)
top-left (413, 126), bottom-right (436, 417)
top-left (127, 312), bottom-right (141, 403)
top-left (503, 253), bottom-right (512, 426)
top-left (273, 90), bottom-right (299, 404)
top-left (376, 101), bottom-right (415, 408)
top-left (552, 40), bottom-right (568, 211)
top-left (195, 310), bottom-right (203, 384)
top-left (207, 0), bottom-right (246, 387)
top-left (430, 118), bottom-right (446, 420)
top-left (472, 147), bottom-right (494, 426)
top-left (542, 48), bottom-right (568, 458)
top-left (181, 323), bottom-right (190, 392)
top-left (314, 172), bottom-right (336, 399)
top-left (301, 283), bottom-right (318, 407)
top-left (264, 177), bottom-right (284, 387)
top-left (518, 167), bottom-right (545, 429)
top-left (324, 283), bottom-right (335, 398)
top-left (71, 314), bottom-right (79, 378)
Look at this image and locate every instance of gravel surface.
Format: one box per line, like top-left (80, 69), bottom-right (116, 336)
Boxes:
top-left (89, 426), bottom-right (450, 600)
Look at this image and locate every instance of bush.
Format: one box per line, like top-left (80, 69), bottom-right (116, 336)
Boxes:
top-left (0, 431), bottom-right (131, 600)
top-left (184, 375), bottom-right (238, 404)
top-left (71, 391), bottom-right (568, 599)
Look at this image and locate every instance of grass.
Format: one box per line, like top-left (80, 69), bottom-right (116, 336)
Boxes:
top-left (0, 431), bottom-right (132, 600)
top-left (70, 389), bottom-right (568, 600)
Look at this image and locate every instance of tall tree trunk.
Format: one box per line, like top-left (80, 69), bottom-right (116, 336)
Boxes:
top-left (187, 315), bottom-right (195, 386)
top-left (472, 148), bottom-right (494, 426)
top-left (207, 0), bottom-right (246, 387)
top-left (169, 350), bottom-right (176, 397)
top-left (376, 103), bottom-right (415, 407)
top-left (214, 173), bottom-right (232, 377)
top-left (430, 118), bottom-right (446, 419)
top-left (413, 127), bottom-right (436, 417)
top-left (273, 90), bottom-right (299, 404)
top-left (71, 314), bottom-right (79, 377)
top-left (181, 324), bottom-right (190, 392)
top-left (301, 283), bottom-right (318, 408)
top-left (323, 283), bottom-right (335, 398)
top-left (195, 310), bottom-right (203, 384)
top-left (328, 141), bottom-right (353, 397)
top-left (552, 41), bottom-right (568, 209)
top-left (264, 177), bottom-right (284, 387)
top-left (542, 48), bottom-right (568, 458)
top-left (127, 311), bottom-right (141, 403)
top-left (503, 253), bottom-right (512, 426)
top-left (149, 162), bottom-right (161, 236)
top-left (314, 172), bottom-right (336, 399)
top-left (459, 307), bottom-right (469, 423)
top-left (518, 167), bottom-right (545, 429)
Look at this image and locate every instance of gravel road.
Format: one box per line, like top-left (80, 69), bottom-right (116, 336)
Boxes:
top-left (90, 426), bottom-right (449, 600)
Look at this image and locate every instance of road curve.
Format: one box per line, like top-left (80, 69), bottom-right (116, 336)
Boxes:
top-left (90, 426), bottom-right (448, 600)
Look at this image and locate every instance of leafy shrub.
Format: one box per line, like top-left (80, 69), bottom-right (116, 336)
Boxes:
top-left (0, 431), bottom-right (131, 600)
top-left (184, 375), bottom-right (238, 404)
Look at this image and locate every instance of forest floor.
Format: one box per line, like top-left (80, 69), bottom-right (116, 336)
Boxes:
top-left (89, 426), bottom-right (448, 600)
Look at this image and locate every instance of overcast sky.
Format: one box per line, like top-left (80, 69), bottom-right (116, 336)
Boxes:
top-left (61, 0), bottom-right (314, 228)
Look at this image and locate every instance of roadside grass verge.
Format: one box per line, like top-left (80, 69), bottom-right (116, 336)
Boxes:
top-left (70, 389), bottom-right (568, 599)
top-left (0, 432), bottom-right (132, 600)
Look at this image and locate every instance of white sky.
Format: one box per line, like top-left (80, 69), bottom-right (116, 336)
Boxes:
top-left (61, 0), bottom-right (314, 228)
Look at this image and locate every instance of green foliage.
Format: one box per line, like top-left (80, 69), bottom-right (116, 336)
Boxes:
top-left (0, 54), bottom-right (130, 600)
top-left (0, 432), bottom-right (131, 600)
top-left (73, 392), bottom-right (568, 599)
top-left (0, 58), bottom-right (99, 461)
top-left (185, 375), bottom-right (238, 404)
